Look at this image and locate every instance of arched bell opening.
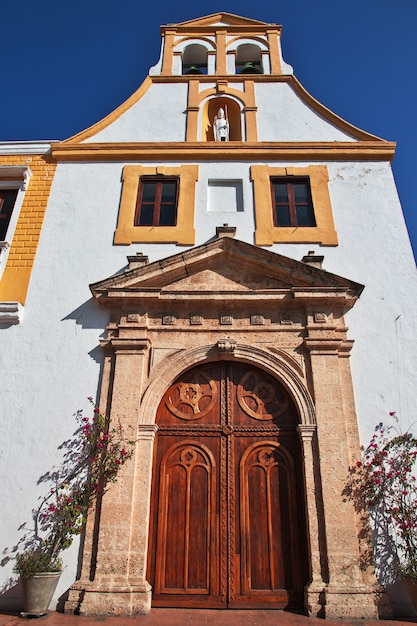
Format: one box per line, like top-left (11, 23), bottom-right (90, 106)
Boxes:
top-left (203, 97), bottom-right (242, 142)
top-left (182, 43), bottom-right (208, 75)
top-left (236, 43), bottom-right (262, 74)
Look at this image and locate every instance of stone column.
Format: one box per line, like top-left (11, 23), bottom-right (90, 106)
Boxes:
top-left (66, 338), bottom-right (155, 616)
top-left (304, 336), bottom-right (379, 619)
top-left (125, 424), bottom-right (158, 608)
top-left (297, 424), bottom-right (327, 616)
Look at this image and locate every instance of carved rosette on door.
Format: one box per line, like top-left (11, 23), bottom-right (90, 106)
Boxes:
top-left (147, 363), bottom-right (308, 609)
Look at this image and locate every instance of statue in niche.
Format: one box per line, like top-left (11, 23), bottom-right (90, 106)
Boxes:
top-left (213, 108), bottom-right (229, 141)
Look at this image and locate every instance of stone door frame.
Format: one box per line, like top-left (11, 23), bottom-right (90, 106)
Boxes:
top-left (64, 239), bottom-right (382, 619)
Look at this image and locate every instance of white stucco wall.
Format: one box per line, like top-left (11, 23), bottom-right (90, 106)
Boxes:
top-left (84, 83), bottom-right (188, 143)
top-left (255, 82), bottom-right (357, 142)
top-left (82, 80), bottom-right (360, 145)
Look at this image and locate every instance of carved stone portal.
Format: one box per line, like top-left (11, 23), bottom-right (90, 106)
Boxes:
top-left (66, 238), bottom-right (384, 619)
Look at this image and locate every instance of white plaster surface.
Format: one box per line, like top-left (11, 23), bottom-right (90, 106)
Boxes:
top-left (83, 83), bottom-right (188, 143)
top-left (82, 80), bottom-right (361, 144)
top-left (255, 82), bottom-right (358, 141)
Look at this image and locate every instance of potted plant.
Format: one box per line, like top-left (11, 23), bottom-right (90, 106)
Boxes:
top-left (13, 550), bottom-right (63, 618)
top-left (12, 398), bottom-right (134, 616)
top-left (348, 412), bottom-right (417, 609)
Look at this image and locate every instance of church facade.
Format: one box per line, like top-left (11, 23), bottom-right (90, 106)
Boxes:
top-left (1, 13), bottom-right (417, 619)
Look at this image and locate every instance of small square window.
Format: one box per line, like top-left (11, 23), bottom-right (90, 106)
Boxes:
top-left (0, 189), bottom-right (19, 241)
top-left (270, 178), bottom-right (316, 227)
top-left (134, 177), bottom-right (178, 227)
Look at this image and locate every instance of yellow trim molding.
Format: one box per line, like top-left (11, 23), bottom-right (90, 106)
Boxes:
top-left (251, 165), bottom-right (338, 246)
top-left (114, 164), bottom-right (198, 246)
top-left (52, 141), bottom-right (396, 162)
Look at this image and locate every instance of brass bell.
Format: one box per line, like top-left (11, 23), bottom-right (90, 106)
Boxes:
top-left (239, 61), bottom-right (261, 74)
top-left (185, 65), bottom-right (203, 75)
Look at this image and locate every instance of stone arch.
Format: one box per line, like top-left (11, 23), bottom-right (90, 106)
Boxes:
top-left (138, 342), bottom-right (316, 428)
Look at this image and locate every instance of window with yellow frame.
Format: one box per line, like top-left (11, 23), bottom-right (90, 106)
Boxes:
top-left (250, 165), bottom-right (338, 246)
top-left (114, 165), bottom-right (198, 245)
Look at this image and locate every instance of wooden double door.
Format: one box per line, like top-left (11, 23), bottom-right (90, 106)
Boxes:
top-left (147, 362), bottom-right (308, 609)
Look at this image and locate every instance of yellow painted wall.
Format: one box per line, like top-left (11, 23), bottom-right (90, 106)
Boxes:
top-left (0, 153), bottom-right (56, 304)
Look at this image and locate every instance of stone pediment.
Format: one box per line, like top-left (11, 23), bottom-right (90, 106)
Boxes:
top-left (161, 266), bottom-right (288, 292)
top-left (90, 238), bottom-right (363, 307)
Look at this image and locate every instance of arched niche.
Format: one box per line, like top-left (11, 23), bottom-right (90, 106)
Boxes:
top-left (182, 43), bottom-right (208, 74)
top-left (202, 97), bottom-right (242, 141)
top-left (236, 43), bottom-right (262, 74)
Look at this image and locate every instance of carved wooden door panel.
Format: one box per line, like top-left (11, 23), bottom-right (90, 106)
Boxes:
top-left (147, 363), bottom-right (307, 609)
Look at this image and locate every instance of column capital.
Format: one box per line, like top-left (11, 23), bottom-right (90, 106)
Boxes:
top-left (102, 338), bottom-right (151, 354)
top-left (138, 424), bottom-right (158, 441)
top-left (304, 337), bottom-right (344, 355)
top-left (297, 424), bottom-right (316, 441)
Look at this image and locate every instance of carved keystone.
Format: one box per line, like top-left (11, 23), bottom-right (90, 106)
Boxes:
top-left (217, 337), bottom-right (237, 354)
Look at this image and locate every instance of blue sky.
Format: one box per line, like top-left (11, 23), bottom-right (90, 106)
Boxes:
top-left (1, 0), bottom-right (416, 260)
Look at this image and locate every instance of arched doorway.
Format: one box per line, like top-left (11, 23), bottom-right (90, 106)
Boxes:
top-left (147, 361), bottom-right (309, 609)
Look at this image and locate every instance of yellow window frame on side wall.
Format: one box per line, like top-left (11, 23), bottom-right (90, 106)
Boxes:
top-left (251, 165), bottom-right (338, 246)
top-left (114, 165), bottom-right (198, 245)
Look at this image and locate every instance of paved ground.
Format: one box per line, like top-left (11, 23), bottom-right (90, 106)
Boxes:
top-left (0, 610), bottom-right (416, 626)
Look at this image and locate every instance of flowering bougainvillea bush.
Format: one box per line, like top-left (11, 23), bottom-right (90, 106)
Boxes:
top-left (12, 399), bottom-right (134, 577)
top-left (348, 413), bottom-right (417, 583)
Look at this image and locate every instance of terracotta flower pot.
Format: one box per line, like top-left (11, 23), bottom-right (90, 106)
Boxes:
top-left (20, 571), bottom-right (61, 617)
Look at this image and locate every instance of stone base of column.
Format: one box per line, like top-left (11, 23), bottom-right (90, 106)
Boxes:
top-left (305, 583), bottom-right (392, 619)
top-left (64, 580), bottom-right (152, 616)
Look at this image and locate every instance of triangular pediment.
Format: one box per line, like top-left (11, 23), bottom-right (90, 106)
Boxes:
top-left (166, 13), bottom-right (274, 29)
top-left (90, 238), bottom-right (363, 305)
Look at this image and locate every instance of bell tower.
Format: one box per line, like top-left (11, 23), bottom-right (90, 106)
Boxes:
top-left (150, 12), bottom-right (292, 142)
